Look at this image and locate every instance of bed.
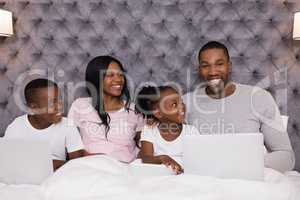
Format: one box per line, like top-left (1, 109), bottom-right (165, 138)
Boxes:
top-left (2, 155), bottom-right (298, 200)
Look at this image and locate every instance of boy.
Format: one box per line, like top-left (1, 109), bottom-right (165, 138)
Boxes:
top-left (5, 78), bottom-right (84, 170)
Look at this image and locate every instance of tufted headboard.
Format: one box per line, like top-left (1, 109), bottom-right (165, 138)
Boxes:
top-left (1, 0), bottom-right (300, 171)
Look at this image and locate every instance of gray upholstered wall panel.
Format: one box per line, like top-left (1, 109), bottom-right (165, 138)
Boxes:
top-left (1, 0), bottom-right (300, 170)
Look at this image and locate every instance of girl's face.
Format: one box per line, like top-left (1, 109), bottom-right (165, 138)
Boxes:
top-left (155, 89), bottom-right (186, 124)
top-left (103, 61), bottom-right (125, 97)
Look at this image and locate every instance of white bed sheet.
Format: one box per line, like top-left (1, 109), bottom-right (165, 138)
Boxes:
top-left (1, 155), bottom-right (299, 200)
top-left (285, 171), bottom-right (300, 197)
top-left (0, 182), bottom-right (44, 200)
top-left (42, 155), bottom-right (300, 200)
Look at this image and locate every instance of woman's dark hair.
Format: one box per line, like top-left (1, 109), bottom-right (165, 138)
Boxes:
top-left (85, 56), bottom-right (130, 137)
top-left (135, 85), bottom-right (177, 119)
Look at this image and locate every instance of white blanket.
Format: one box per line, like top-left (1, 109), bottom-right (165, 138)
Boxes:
top-left (0, 183), bottom-right (44, 200)
top-left (43, 155), bottom-right (299, 200)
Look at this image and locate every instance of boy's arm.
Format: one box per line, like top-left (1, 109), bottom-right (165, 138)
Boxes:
top-left (65, 125), bottom-right (85, 159)
top-left (53, 160), bottom-right (65, 171)
top-left (68, 149), bottom-right (84, 160)
top-left (53, 150), bottom-right (84, 171)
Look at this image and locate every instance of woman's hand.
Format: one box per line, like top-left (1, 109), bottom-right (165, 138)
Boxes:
top-left (159, 155), bottom-right (184, 174)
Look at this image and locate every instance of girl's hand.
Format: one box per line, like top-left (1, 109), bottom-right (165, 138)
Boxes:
top-left (159, 155), bottom-right (184, 174)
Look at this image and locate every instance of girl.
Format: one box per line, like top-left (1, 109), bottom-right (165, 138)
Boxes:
top-left (136, 85), bottom-right (200, 174)
top-left (68, 56), bottom-right (144, 163)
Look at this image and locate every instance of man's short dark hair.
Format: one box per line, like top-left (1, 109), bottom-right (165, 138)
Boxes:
top-left (24, 78), bottom-right (58, 104)
top-left (198, 41), bottom-right (230, 61)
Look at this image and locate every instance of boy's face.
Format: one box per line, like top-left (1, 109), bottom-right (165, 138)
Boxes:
top-left (154, 89), bottom-right (185, 124)
top-left (28, 86), bottom-right (63, 124)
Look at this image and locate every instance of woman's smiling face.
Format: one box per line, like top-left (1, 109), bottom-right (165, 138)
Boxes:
top-left (103, 61), bottom-right (125, 97)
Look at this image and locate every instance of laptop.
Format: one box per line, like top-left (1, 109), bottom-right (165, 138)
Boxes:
top-left (182, 133), bottom-right (264, 181)
top-left (0, 138), bottom-right (53, 184)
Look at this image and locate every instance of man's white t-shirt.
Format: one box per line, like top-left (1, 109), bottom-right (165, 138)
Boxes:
top-left (4, 115), bottom-right (84, 161)
top-left (140, 124), bottom-right (200, 164)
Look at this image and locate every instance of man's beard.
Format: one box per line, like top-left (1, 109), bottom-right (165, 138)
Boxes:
top-left (207, 79), bottom-right (225, 94)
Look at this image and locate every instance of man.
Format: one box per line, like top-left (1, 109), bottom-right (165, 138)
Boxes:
top-left (5, 78), bottom-right (84, 170)
top-left (183, 41), bottom-right (295, 172)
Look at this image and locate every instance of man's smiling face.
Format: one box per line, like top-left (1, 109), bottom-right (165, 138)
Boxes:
top-left (198, 48), bottom-right (232, 90)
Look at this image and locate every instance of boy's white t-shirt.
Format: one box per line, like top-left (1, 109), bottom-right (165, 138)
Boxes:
top-left (4, 115), bottom-right (84, 161)
top-left (140, 124), bottom-right (200, 164)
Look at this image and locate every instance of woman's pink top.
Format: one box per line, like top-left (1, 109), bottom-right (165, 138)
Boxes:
top-left (68, 97), bottom-right (144, 163)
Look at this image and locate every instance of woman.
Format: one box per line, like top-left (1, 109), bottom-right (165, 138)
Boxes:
top-left (68, 56), bottom-right (144, 163)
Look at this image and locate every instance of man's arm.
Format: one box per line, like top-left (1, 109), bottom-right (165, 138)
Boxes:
top-left (264, 151), bottom-right (295, 172)
top-left (255, 89), bottom-right (295, 172)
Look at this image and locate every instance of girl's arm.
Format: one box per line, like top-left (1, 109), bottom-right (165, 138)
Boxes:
top-left (141, 141), bottom-right (163, 164)
top-left (141, 141), bottom-right (176, 165)
top-left (141, 141), bottom-right (183, 174)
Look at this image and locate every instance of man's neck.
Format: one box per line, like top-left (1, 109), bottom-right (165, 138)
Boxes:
top-left (27, 115), bottom-right (52, 130)
top-left (206, 82), bottom-right (236, 99)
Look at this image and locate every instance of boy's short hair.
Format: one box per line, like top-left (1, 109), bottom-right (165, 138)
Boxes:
top-left (24, 78), bottom-right (58, 104)
top-left (198, 41), bottom-right (230, 61)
